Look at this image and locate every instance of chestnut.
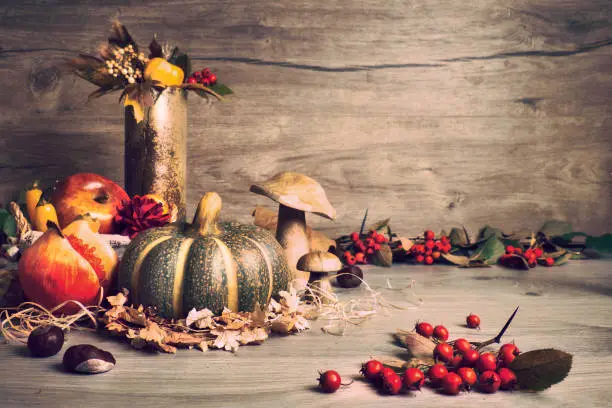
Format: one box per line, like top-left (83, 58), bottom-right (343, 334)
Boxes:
top-left (336, 265), bottom-right (363, 288)
top-left (27, 325), bottom-right (64, 357)
top-left (63, 344), bottom-right (116, 374)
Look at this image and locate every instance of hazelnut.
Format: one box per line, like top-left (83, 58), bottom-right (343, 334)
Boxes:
top-left (27, 325), bottom-right (64, 357)
top-left (63, 344), bottom-right (116, 374)
top-left (336, 265), bottom-right (363, 288)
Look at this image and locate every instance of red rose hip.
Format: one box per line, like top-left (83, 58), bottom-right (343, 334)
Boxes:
top-left (433, 325), bottom-right (449, 341)
top-left (442, 372), bottom-right (463, 395)
top-left (415, 322), bottom-right (434, 338)
top-left (434, 342), bottom-right (454, 363)
top-left (466, 313), bottom-right (480, 329)
top-left (476, 352), bottom-right (498, 372)
top-left (360, 359), bottom-right (383, 382)
top-left (318, 370), bottom-right (342, 393)
top-left (478, 370), bottom-right (501, 393)
top-left (402, 367), bottom-right (425, 390)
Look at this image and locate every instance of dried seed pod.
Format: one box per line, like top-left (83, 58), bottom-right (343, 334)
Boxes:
top-left (63, 344), bottom-right (116, 374)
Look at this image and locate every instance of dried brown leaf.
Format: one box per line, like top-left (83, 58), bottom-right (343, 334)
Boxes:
top-left (239, 327), bottom-right (268, 345)
top-left (106, 292), bottom-right (128, 307)
top-left (185, 308), bottom-right (214, 329)
top-left (270, 316), bottom-right (295, 334)
top-left (210, 328), bottom-right (241, 352)
top-left (119, 307), bottom-right (148, 326)
top-left (395, 330), bottom-right (436, 357)
top-left (165, 331), bottom-right (207, 347)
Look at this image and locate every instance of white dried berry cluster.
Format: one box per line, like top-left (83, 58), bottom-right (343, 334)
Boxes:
top-left (105, 44), bottom-right (149, 84)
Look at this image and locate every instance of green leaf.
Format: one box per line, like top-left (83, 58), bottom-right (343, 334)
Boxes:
top-left (470, 235), bottom-right (506, 265)
top-left (556, 232), bottom-right (612, 253)
top-left (509, 349), bottom-right (572, 391)
top-left (367, 218), bottom-right (391, 234)
top-left (1, 212), bottom-right (16, 237)
top-left (552, 252), bottom-right (573, 266)
top-left (449, 227), bottom-right (469, 247)
top-left (499, 254), bottom-right (530, 270)
top-left (478, 225), bottom-right (504, 240)
top-left (209, 83), bottom-right (233, 96)
top-left (539, 220), bottom-right (572, 237)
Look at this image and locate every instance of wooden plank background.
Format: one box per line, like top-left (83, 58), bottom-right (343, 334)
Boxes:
top-left (0, 0), bottom-right (611, 237)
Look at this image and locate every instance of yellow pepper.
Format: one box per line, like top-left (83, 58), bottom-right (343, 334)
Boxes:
top-left (144, 58), bottom-right (184, 86)
top-left (25, 180), bottom-right (43, 222)
top-left (33, 197), bottom-right (59, 232)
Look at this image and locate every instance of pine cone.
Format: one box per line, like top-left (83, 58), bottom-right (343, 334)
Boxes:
top-left (114, 195), bottom-right (171, 238)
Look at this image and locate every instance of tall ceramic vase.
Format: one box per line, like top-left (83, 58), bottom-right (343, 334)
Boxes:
top-left (124, 88), bottom-right (188, 223)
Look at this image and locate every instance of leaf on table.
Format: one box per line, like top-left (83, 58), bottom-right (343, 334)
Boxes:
top-left (395, 236), bottom-right (414, 251)
top-left (470, 235), bottom-right (505, 265)
top-left (441, 252), bottom-right (470, 266)
top-left (509, 349), bottom-right (573, 391)
top-left (268, 298), bottom-right (282, 314)
top-left (552, 252), bottom-right (573, 266)
top-left (270, 316), bottom-right (295, 334)
top-left (394, 330), bottom-right (436, 357)
top-left (293, 315), bottom-right (310, 332)
top-left (118, 306), bottom-right (148, 326)
top-left (211, 327), bottom-right (241, 352)
top-left (499, 254), bottom-right (530, 270)
top-left (127, 321), bottom-right (177, 353)
top-left (239, 327), bottom-right (268, 345)
top-left (185, 307), bottom-right (215, 329)
top-left (106, 321), bottom-right (128, 335)
top-left (164, 331), bottom-right (207, 348)
top-left (209, 83), bottom-right (233, 96)
top-left (250, 305), bottom-right (267, 327)
top-left (372, 243), bottom-right (393, 267)
top-left (539, 220), bottom-right (573, 237)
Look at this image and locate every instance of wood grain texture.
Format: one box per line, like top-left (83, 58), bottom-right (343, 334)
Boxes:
top-left (1, 260), bottom-right (612, 407)
top-left (0, 0), bottom-right (611, 238)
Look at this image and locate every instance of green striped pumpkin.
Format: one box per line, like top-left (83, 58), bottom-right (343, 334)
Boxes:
top-left (117, 192), bottom-right (291, 318)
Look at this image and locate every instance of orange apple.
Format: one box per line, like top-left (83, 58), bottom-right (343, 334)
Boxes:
top-left (50, 173), bottom-right (129, 234)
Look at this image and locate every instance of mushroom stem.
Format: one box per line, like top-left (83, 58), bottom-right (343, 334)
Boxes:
top-left (276, 204), bottom-right (310, 282)
top-left (308, 272), bottom-right (332, 303)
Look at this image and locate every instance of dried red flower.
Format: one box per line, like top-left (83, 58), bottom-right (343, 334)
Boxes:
top-left (114, 195), bottom-right (171, 238)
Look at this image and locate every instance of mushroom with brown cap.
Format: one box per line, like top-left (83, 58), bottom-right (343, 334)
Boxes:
top-left (297, 251), bottom-right (343, 300)
top-left (250, 172), bottom-right (336, 283)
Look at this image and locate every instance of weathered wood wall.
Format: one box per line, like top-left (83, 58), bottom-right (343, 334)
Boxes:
top-left (0, 0), bottom-right (611, 237)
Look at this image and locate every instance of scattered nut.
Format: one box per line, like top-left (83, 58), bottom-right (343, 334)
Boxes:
top-left (63, 344), bottom-right (116, 374)
top-left (336, 265), bottom-right (363, 288)
top-left (27, 325), bottom-right (65, 357)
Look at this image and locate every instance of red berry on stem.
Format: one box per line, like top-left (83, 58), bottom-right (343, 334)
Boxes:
top-left (379, 367), bottom-right (397, 382)
top-left (461, 349), bottom-right (480, 367)
top-left (187, 76), bottom-right (198, 84)
top-left (498, 348), bottom-right (517, 367)
top-left (432, 251), bottom-right (441, 260)
top-left (343, 251), bottom-right (352, 259)
top-left (425, 230), bottom-right (435, 240)
top-left (434, 342), bottom-right (454, 363)
top-left (318, 370), bottom-right (342, 393)
top-left (425, 240), bottom-right (435, 250)
top-left (466, 313), bottom-right (481, 329)
top-left (457, 367), bottom-right (477, 387)
top-left (350, 232), bottom-right (359, 242)
top-left (208, 73), bottom-right (217, 85)
top-left (545, 257), bottom-right (554, 266)
top-left (442, 372), bottom-right (463, 395)
top-left (505, 245), bottom-right (515, 254)
top-left (427, 363), bottom-right (448, 386)
top-left (402, 367), bottom-right (425, 390)
top-left (192, 71), bottom-right (203, 79)
top-left (374, 234), bottom-right (386, 244)
top-left (433, 325), bottom-right (449, 341)
top-left (200, 77), bottom-right (211, 86)
top-left (513, 247), bottom-right (523, 255)
top-left (453, 338), bottom-right (472, 354)
top-left (346, 255), bottom-right (356, 266)
top-left (415, 254), bottom-right (425, 263)
top-left (373, 243), bottom-right (381, 251)
top-left (534, 247), bottom-right (543, 257)
top-left (497, 367), bottom-right (518, 390)
top-left (424, 255), bottom-right (434, 265)
top-left (441, 235), bottom-right (450, 244)
top-left (415, 322), bottom-right (434, 338)
top-left (478, 370), bottom-right (501, 393)
top-left (354, 252), bottom-right (366, 264)
top-left (499, 343), bottom-right (520, 355)
top-left (360, 360), bottom-right (383, 382)
top-left (476, 352), bottom-right (498, 372)
top-left (383, 373), bottom-right (402, 395)
top-left (449, 353), bottom-right (463, 368)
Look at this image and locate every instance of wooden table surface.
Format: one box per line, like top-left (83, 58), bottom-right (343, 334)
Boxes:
top-left (1, 260), bottom-right (611, 408)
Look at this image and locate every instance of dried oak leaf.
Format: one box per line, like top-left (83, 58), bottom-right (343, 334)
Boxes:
top-left (239, 327), bottom-right (268, 345)
top-left (106, 321), bottom-right (128, 335)
top-left (185, 308), bottom-right (215, 329)
top-left (127, 321), bottom-right (177, 353)
top-left (165, 331), bottom-right (209, 349)
top-left (249, 306), bottom-right (267, 327)
top-left (210, 327), bottom-right (241, 352)
top-left (106, 291), bottom-right (129, 307)
top-left (270, 316), bottom-right (295, 334)
top-left (268, 298), bottom-right (282, 314)
top-left (118, 306), bottom-right (148, 326)
top-left (279, 286), bottom-right (300, 314)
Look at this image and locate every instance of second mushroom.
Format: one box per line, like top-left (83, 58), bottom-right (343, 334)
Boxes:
top-left (250, 172), bottom-right (336, 284)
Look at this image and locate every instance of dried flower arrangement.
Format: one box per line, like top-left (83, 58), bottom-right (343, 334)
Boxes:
top-left (69, 21), bottom-right (233, 122)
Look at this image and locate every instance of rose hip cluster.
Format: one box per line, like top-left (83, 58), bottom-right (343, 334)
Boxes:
top-left (343, 230), bottom-right (388, 265)
top-left (408, 230), bottom-right (451, 265)
top-left (500, 245), bottom-right (554, 268)
top-left (414, 319), bottom-right (520, 395)
top-left (186, 68), bottom-right (217, 86)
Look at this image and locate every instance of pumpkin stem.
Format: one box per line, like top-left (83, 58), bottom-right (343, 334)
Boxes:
top-left (192, 192), bottom-right (222, 236)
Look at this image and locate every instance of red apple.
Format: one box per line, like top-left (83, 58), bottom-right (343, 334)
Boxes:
top-left (51, 173), bottom-right (129, 234)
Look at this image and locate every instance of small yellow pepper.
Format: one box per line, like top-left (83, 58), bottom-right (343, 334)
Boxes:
top-left (25, 180), bottom-right (43, 222)
top-left (33, 197), bottom-right (59, 232)
top-left (144, 58), bottom-right (184, 86)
